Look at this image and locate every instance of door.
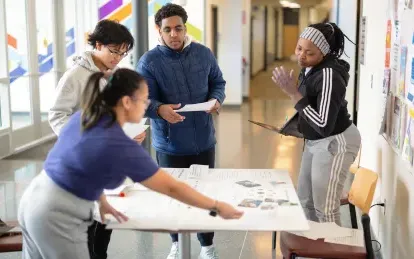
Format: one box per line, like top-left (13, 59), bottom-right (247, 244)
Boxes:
top-left (282, 8), bottom-right (299, 59)
top-left (211, 5), bottom-right (218, 58)
top-left (274, 8), bottom-right (279, 60)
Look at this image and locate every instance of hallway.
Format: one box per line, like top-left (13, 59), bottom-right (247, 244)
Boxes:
top-left (0, 61), bottom-right (352, 259)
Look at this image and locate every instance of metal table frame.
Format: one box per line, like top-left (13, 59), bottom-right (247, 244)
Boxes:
top-left (178, 233), bottom-right (191, 259)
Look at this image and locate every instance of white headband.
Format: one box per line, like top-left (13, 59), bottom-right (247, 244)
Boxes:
top-left (300, 27), bottom-right (330, 56)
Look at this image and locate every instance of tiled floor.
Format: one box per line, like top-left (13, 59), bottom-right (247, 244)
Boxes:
top-left (0, 61), bottom-right (354, 259)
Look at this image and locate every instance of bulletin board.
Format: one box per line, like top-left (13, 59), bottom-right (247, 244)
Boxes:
top-left (381, 0), bottom-right (414, 172)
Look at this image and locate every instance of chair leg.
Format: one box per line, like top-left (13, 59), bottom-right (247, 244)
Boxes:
top-left (349, 204), bottom-right (358, 229)
top-left (272, 231), bottom-right (277, 250)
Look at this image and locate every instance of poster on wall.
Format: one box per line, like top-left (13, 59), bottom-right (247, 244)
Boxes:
top-left (391, 96), bottom-right (402, 148)
top-left (383, 69), bottom-right (391, 94)
top-left (385, 20), bottom-right (392, 69)
top-left (391, 20), bottom-right (401, 93)
top-left (399, 46), bottom-right (408, 97)
top-left (402, 108), bottom-right (414, 165)
top-left (393, 0), bottom-right (407, 21)
top-left (359, 16), bottom-right (367, 65)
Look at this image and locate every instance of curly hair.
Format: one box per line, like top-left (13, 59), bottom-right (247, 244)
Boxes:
top-left (155, 3), bottom-right (188, 27)
top-left (88, 19), bottom-right (134, 50)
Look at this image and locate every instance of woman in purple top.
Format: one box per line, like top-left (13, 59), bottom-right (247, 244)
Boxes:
top-left (17, 68), bottom-right (243, 259)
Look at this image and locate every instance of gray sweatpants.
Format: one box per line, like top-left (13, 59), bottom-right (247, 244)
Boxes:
top-left (18, 171), bottom-right (95, 259)
top-left (297, 124), bottom-right (361, 225)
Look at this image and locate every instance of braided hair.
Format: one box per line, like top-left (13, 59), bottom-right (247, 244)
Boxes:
top-left (309, 23), bottom-right (350, 58)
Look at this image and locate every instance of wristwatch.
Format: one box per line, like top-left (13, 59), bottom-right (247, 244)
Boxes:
top-left (209, 200), bottom-right (219, 217)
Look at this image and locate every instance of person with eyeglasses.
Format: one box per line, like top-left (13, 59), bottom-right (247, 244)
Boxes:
top-left (47, 19), bottom-right (146, 259)
top-left (137, 4), bottom-right (225, 259)
top-left (18, 68), bottom-right (243, 259)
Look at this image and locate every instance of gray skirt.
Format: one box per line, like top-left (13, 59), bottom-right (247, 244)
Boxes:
top-left (18, 170), bottom-right (95, 259)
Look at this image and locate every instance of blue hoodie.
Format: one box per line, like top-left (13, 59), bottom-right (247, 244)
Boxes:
top-left (137, 38), bottom-right (226, 155)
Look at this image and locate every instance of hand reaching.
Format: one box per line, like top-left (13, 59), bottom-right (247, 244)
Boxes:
top-left (271, 66), bottom-right (298, 97)
top-left (217, 201), bottom-right (244, 219)
top-left (158, 104), bottom-right (186, 124)
top-left (99, 198), bottom-right (128, 223)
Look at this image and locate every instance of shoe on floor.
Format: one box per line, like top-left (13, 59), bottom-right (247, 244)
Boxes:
top-left (166, 242), bottom-right (179, 259)
top-left (199, 245), bottom-right (219, 259)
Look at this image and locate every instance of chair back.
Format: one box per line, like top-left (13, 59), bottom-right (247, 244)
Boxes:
top-left (348, 167), bottom-right (377, 214)
top-left (349, 167), bottom-right (377, 259)
top-left (349, 144), bottom-right (362, 174)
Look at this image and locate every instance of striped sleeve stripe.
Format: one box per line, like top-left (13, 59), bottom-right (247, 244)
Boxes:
top-left (302, 68), bottom-right (333, 127)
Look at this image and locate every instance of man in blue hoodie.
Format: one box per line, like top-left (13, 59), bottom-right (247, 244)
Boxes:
top-left (136, 3), bottom-right (225, 259)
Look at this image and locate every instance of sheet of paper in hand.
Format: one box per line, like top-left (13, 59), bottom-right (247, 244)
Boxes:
top-left (248, 112), bottom-right (303, 138)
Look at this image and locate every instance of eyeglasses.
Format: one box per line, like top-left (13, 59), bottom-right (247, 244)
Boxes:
top-left (106, 46), bottom-right (129, 58)
top-left (131, 96), bottom-right (151, 108)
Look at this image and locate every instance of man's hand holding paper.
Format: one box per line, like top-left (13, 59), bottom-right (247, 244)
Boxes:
top-left (158, 104), bottom-right (186, 124)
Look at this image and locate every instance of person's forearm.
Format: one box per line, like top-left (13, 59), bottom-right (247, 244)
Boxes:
top-left (99, 194), bottom-right (108, 204)
top-left (167, 181), bottom-right (216, 210)
top-left (290, 92), bottom-right (303, 105)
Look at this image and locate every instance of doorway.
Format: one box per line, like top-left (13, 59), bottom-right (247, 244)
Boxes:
top-left (211, 5), bottom-right (219, 59)
top-left (264, 6), bottom-right (268, 71)
top-left (274, 8), bottom-right (279, 60)
top-left (282, 8), bottom-right (299, 59)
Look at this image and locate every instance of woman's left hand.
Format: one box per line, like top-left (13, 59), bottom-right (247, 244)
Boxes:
top-left (99, 198), bottom-right (129, 223)
top-left (271, 66), bottom-right (299, 97)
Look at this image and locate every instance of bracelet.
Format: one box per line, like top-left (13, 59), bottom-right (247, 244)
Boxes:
top-left (209, 200), bottom-right (219, 217)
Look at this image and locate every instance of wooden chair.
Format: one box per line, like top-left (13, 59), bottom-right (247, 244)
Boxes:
top-left (340, 145), bottom-right (362, 229)
top-left (279, 167), bottom-right (378, 259)
top-left (0, 221), bottom-right (22, 253)
top-left (272, 146), bottom-right (362, 250)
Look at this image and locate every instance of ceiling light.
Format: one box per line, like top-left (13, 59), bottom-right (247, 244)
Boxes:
top-left (279, 0), bottom-right (301, 8)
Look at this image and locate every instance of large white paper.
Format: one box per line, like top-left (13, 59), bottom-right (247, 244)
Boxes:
top-left (105, 168), bottom-right (309, 232)
top-left (103, 185), bottom-right (129, 196)
top-left (324, 229), bottom-right (365, 247)
top-left (122, 118), bottom-right (149, 139)
top-left (175, 100), bottom-right (216, 113)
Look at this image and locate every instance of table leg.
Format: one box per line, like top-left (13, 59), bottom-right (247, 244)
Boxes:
top-left (178, 233), bottom-right (191, 259)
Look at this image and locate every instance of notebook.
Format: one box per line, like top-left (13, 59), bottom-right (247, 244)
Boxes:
top-left (248, 112), bottom-right (303, 138)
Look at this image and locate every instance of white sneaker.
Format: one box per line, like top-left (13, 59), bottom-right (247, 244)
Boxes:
top-left (166, 242), bottom-right (179, 259)
top-left (199, 245), bottom-right (219, 259)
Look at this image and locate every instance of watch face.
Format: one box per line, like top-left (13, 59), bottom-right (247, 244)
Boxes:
top-left (209, 210), bottom-right (217, 217)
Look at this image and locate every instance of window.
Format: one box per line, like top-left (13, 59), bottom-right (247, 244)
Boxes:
top-left (6, 0), bottom-right (32, 129)
top-left (99, 0), bottom-right (133, 68)
top-left (65, 0), bottom-right (76, 68)
top-left (36, 0), bottom-right (55, 121)
top-left (0, 2), bottom-right (9, 129)
top-left (0, 81), bottom-right (10, 129)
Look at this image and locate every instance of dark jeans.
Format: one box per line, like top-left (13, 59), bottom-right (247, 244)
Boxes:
top-left (156, 147), bottom-right (216, 247)
top-left (87, 220), bottom-right (112, 259)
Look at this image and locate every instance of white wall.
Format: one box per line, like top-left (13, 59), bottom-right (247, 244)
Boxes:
top-left (251, 5), bottom-right (266, 75)
top-left (276, 7), bottom-right (284, 60)
top-left (266, 6), bottom-right (276, 64)
top-left (242, 0), bottom-right (251, 97)
top-left (332, 0), bottom-right (357, 121)
top-left (309, 6), bottom-right (328, 24)
top-left (299, 7), bottom-right (310, 34)
top-left (206, 0), bottom-right (243, 105)
top-left (349, 0), bottom-right (414, 257)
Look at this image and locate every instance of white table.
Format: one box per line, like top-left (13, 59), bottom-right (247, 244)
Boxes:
top-left (105, 167), bottom-right (309, 259)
